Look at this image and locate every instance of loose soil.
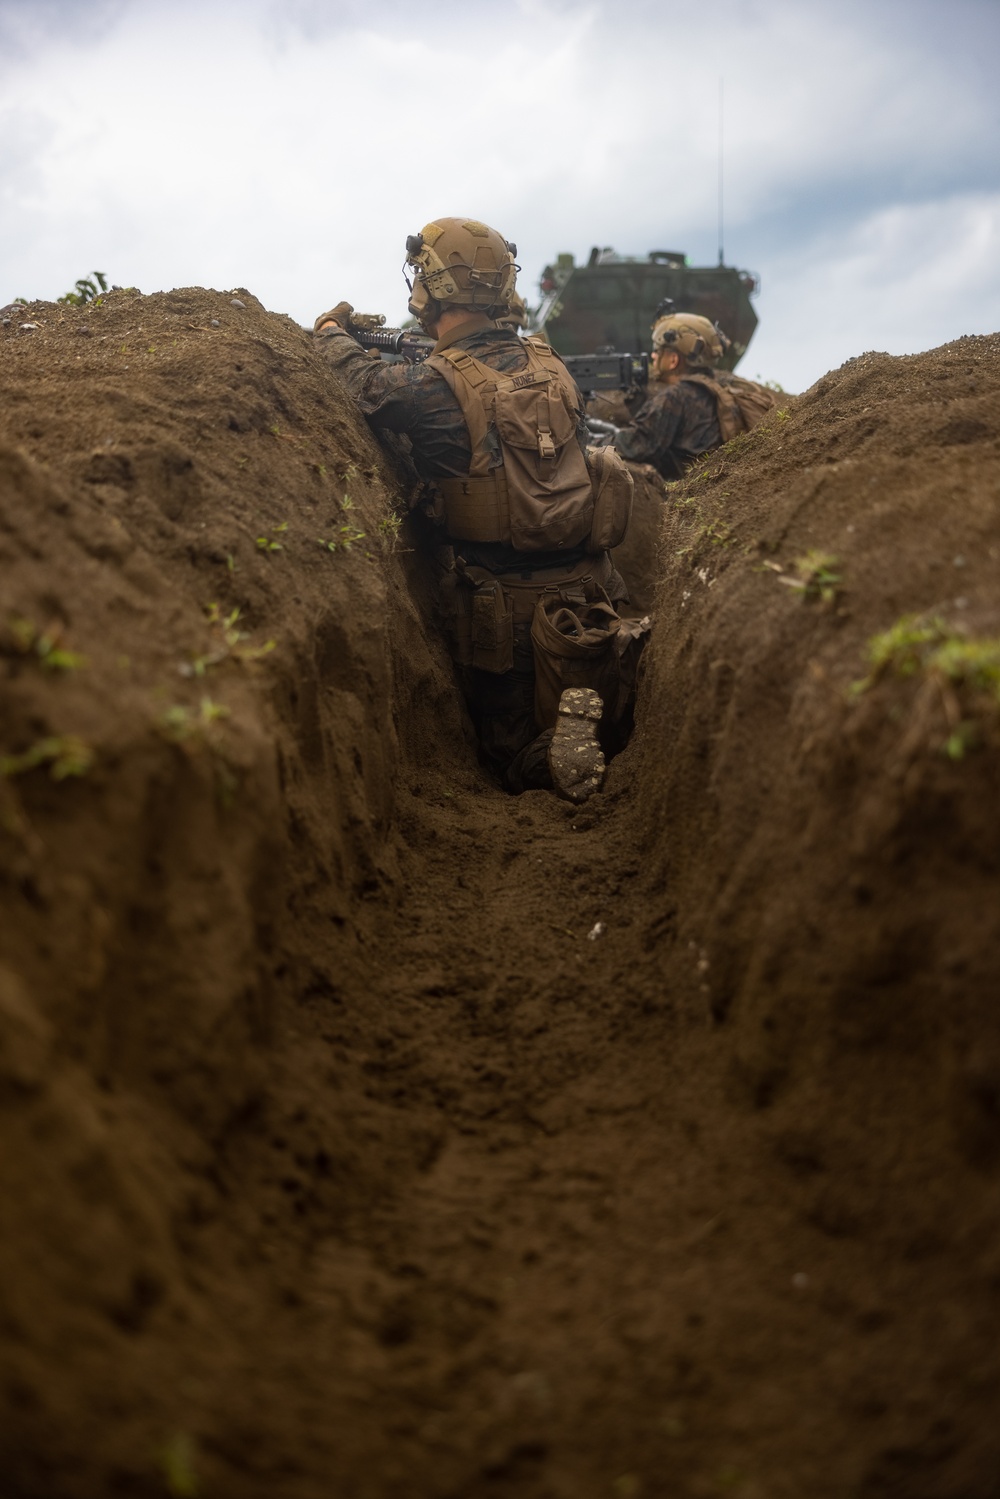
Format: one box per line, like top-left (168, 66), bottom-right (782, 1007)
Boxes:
top-left (1, 289), bottom-right (998, 1499)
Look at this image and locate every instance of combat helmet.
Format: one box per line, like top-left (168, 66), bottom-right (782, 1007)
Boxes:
top-left (404, 217), bottom-right (518, 329)
top-left (651, 312), bottom-right (731, 368)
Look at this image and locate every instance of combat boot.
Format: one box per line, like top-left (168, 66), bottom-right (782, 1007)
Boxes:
top-left (548, 688), bottom-right (605, 803)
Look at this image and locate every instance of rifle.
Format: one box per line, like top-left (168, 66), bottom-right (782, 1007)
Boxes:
top-left (345, 317), bottom-right (651, 400)
top-left (346, 313), bottom-right (433, 363)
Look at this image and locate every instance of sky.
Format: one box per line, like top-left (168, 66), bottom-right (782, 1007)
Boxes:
top-left (1, 0), bottom-right (998, 392)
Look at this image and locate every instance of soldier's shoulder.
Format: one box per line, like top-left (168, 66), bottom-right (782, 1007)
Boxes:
top-left (642, 380), bottom-right (692, 409)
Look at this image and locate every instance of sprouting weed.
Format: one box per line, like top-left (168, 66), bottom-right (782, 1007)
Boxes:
top-left (158, 1432), bottom-right (199, 1498)
top-left (377, 512), bottom-right (403, 552)
top-left (0, 735), bottom-right (93, 780)
top-left (181, 606), bottom-right (275, 677)
top-left (317, 524), bottom-right (366, 552)
top-left (256, 521), bottom-right (288, 552)
top-left (774, 550), bottom-right (841, 604)
top-left (944, 722), bottom-right (979, 760)
top-left (855, 616), bottom-right (1000, 700)
top-left (199, 696), bottom-right (229, 724)
top-left (58, 271), bottom-right (108, 307)
top-left (5, 616), bottom-right (87, 672)
top-left (160, 697), bottom-right (230, 742)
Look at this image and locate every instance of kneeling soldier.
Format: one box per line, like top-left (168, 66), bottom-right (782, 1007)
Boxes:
top-left (313, 217), bottom-right (636, 803)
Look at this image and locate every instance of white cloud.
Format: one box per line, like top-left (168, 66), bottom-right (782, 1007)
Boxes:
top-left (1, 0), bottom-right (997, 386)
top-left (749, 190), bottom-right (1000, 391)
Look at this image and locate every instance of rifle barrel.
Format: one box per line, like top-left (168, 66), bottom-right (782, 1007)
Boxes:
top-left (350, 326), bottom-right (433, 362)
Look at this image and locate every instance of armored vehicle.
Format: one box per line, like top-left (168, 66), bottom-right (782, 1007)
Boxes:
top-left (531, 248), bottom-right (759, 371)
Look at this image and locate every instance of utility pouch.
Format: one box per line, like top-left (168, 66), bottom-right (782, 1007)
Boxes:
top-left (438, 568), bottom-right (473, 665)
top-left (428, 340), bottom-right (596, 552)
top-left (530, 588), bottom-right (623, 730)
top-left (470, 576), bottom-right (514, 674)
top-left (585, 443), bottom-right (634, 552)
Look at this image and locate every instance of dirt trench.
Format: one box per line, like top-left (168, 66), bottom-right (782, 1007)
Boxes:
top-left (1, 291), bottom-right (999, 1499)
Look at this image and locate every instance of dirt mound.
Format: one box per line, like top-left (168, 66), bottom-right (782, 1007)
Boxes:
top-left (1, 296), bottom-right (999, 1499)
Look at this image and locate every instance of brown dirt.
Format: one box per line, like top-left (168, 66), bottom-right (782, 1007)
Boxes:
top-left (1, 290), bottom-right (999, 1499)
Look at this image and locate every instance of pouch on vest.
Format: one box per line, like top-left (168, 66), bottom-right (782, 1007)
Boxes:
top-left (530, 589), bottom-right (623, 731)
top-left (428, 339), bottom-right (595, 553)
top-left (469, 574), bottom-right (514, 674)
top-left (492, 373), bottom-right (594, 551)
top-left (438, 568), bottom-right (473, 666)
top-left (585, 443), bottom-right (634, 552)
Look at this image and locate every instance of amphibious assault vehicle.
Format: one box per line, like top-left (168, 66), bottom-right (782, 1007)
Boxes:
top-left (530, 248), bottom-right (759, 371)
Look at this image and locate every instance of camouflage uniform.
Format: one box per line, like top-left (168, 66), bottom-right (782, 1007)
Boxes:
top-left (613, 377), bottom-right (721, 480)
top-left (315, 316), bottom-right (627, 787)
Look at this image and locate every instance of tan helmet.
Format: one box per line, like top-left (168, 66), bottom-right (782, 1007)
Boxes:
top-left (651, 312), bottom-right (730, 368)
top-left (404, 217), bottom-right (518, 328)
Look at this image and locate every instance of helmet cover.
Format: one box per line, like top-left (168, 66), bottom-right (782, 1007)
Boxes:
top-left (651, 312), bottom-right (730, 367)
top-left (404, 217), bottom-right (518, 326)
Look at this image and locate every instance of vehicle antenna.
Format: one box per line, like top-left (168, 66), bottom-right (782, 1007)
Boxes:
top-left (717, 75), bottom-right (725, 267)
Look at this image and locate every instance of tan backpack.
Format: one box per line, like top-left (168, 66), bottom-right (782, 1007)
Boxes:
top-left (682, 372), bottom-right (780, 443)
top-left (428, 336), bottom-right (631, 553)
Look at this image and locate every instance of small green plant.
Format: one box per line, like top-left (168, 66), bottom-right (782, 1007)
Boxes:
top-left (255, 521), bottom-right (288, 553)
top-left (377, 512), bottom-right (403, 552)
top-left (774, 550), bottom-right (841, 604)
top-left (856, 616), bottom-right (1000, 699)
top-left (196, 603), bottom-right (275, 666)
top-left (701, 518), bottom-right (733, 548)
top-left (58, 271), bottom-right (108, 307)
top-left (0, 735), bottom-right (93, 780)
top-left (317, 524), bottom-right (366, 552)
top-left (160, 697), bottom-right (231, 742)
top-left (158, 1432), bottom-right (199, 1497)
top-left (944, 722), bottom-right (979, 760)
top-left (5, 616), bottom-right (87, 671)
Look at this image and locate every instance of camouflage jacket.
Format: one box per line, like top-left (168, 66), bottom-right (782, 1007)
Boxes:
top-left (613, 377), bottom-right (721, 480)
top-left (314, 320), bottom-right (592, 573)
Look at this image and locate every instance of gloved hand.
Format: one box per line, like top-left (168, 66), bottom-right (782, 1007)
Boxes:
top-left (585, 416), bottom-right (621, 445)
top-left (313, 301), bottom-right (355, 334)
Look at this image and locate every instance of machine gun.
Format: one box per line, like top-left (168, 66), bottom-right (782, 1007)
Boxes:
top-left (559, 351), bottom-right (651, 397)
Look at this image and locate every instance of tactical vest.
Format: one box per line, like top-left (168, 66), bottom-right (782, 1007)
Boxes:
top-left (681, 372), bottom-right (780, 444)
top-left (428, 336), bottom-right (630, 554)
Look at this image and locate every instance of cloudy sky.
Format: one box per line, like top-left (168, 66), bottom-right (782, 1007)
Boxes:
top-left (2, 0), bottom-right (998, 391)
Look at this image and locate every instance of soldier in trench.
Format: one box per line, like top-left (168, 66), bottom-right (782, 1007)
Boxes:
top-left (312, 217), bottom-right (637, 805)
top-left (604, 312), bottom-right (778, 480)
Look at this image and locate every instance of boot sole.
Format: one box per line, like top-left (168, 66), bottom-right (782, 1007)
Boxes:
top-left (548, 688), bottom-right (606, 804)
